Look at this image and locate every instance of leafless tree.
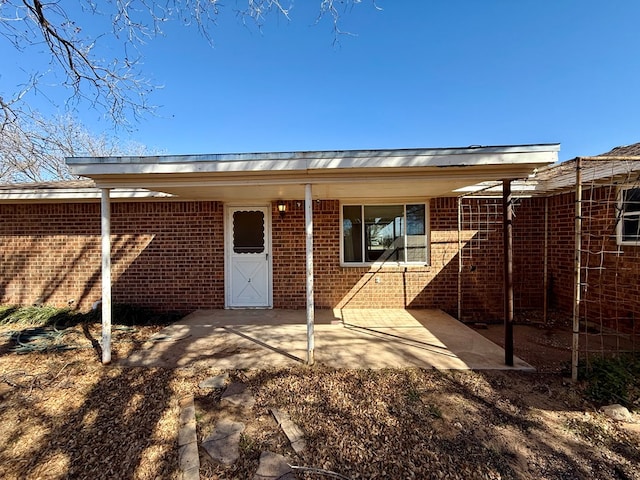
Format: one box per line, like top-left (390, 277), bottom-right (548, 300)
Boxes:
top-left (0, 1), bottom-right (374, 181)
top-left (0, 1), bottom-right (373, 129)
top-left (0, 0), bottom-right (378, 182)
top-left (0, 114), bottom-right (153, 183)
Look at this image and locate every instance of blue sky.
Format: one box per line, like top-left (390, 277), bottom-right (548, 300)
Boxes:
top-left (2, 1), bottom-right (640, 161)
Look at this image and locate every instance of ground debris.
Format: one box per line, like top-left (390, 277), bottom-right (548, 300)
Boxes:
top-left (1, 322), bottom-right (639, 480)
top-left (0, 323), bottom-right (181, 480)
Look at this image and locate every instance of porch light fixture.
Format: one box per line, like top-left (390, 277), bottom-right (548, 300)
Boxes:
top-left (277, 200), bottom-right (287, 218)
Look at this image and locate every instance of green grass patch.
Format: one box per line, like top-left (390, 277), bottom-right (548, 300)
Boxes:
top-left (579, 354), bottom-right (640, 409)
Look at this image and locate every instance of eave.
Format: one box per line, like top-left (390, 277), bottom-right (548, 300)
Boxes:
top-left (65, 144), bottom-right (560, 202)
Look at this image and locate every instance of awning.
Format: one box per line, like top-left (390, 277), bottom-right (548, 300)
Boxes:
top-left (66, 144), bottom-right (560, 201)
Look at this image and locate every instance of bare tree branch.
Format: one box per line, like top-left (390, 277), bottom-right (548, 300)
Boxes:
top-left (0, 114), bottom-right (155, 183)
top-left (0, 0), bottom-right (376, 180)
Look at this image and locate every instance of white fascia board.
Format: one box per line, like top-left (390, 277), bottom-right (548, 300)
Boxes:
top-left (68, 159), bottom-right (309, 176)
top-left (66, 144), bottom-right (560, 177)
top-left (307, 151), bottom-right (558, 171)
top-left (0, 188), bottom-right (172, 202)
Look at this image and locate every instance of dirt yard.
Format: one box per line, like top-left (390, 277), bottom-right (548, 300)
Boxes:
top-left (0, 318), bottom-right (638, 479)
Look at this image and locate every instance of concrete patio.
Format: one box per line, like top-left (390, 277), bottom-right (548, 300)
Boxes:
top-left (123, 309), bottom-right (533, 370)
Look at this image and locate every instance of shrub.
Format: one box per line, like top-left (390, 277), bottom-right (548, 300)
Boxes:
top-left (579, 354), bottom-right (640, 409)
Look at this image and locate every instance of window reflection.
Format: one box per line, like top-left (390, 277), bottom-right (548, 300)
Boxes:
top-left (233, 211), bottom-right (265, 254)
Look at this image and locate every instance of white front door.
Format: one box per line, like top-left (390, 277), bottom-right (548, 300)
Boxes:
top-left (226, 206), bottom-right (272, 308)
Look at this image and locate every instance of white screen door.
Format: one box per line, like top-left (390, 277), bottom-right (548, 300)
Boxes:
top-left (226, 206), bottom-right (271, 307)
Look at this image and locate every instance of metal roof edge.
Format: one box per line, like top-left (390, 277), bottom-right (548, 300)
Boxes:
top-left (66, 144), bottom-right (561, 165)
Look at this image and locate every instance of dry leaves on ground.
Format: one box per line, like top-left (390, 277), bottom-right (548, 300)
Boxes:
top-left (1, 321), bottom-right (639, 480)
top-left (0, 323), bottom-right (189, 480)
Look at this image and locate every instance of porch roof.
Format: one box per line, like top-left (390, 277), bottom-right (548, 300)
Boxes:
top-left (0, 180), bottom-right (171, 202)
top-left (66, 144), bottom-right (560, 201)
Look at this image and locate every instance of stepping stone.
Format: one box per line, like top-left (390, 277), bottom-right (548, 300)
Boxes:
top-left (221, 382), bottom-right (256, 409)
top-left (182, 466), bottom-right (199, 480)
top-left (179, 396), bottom-right (196, 426)
top-left (177, 395), bottom-right (200, 478)
top-left (178, 443), bottom-right (199, 476)
top-left (178, 420), bottom-right (197, 447)
top-left (199, 373), bottom-right (229, 390)
top-left (254, 451), bottom-right (297, 480)
top-left (202, 417), bottom-right (245, 465)
top-left (270, 408), bottom-right (306, 454)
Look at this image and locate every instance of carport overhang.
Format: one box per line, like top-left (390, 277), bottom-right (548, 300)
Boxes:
top-left (65, 144), bottom-right (560, 366)
top-left (67, 145), bottom-right (559, 201)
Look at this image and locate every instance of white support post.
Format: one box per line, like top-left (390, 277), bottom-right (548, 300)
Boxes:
top-left (305, 184), bottom-right (315, 366)
top-left (101, 188), bottom-right (112, 365)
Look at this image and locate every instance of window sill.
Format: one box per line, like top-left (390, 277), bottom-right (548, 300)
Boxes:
top-left (617, 239), bottom-right (640, 246)
top-left (340, 262), bottom-right (430, 269)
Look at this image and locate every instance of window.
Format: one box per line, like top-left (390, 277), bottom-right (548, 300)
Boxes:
top-left (233, 211), bottom-right (265, 253)
top-left (618, 187), bottom-right (640, 245)
top-left (342, 203), bottom-right (429, 265)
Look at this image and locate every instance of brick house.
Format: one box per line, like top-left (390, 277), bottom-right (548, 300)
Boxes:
top-left (0, 145), bottom-right (557, 315)
top-left (3, 143), bottom-right (639, 360)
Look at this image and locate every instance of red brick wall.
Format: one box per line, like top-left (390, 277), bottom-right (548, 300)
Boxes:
top-left (1, 195), bottom-right (586, 323)
top-left (583, 186), bottom-right (640, 332)
top-left (270, 198), bottom-right (538, 321)
top-left (457, 198), bottom-right (504, 321)
top-left (0, 203), bottom-right (102, 310)
top-left (547, 187), bottom-right (640, 333)
top-left (0, 201), bottom-right (224, 312)
top-left (111, 202), bottom-right (225, 311)
top-left (271, 199), bottom-right (462, 311)
top-left (271, 200), bottom-right (307, 308)
top-left (513, 197), bottom-right (546, 311)
top-left (440, 197), bottom-right (545, 322)
top-left (547, 192), bottom-right (575, 315)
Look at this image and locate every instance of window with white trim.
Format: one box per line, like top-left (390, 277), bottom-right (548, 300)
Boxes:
top-left (342, 203), bottom-right (429, 265)
top-left (618, 187), bottom-right (640, 245)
